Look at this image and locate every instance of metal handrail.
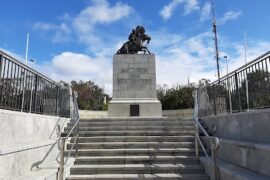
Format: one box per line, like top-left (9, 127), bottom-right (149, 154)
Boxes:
top-left (58, 91), bottom-right (80, 180)
top-left (0, 50), bottom-right (70, 117)
top-left (0, 50), bottom-right (61, 87)
top-left (193, 89), bottom-right (220, 179)
top-left (211, 50), bottom-right (270, 85)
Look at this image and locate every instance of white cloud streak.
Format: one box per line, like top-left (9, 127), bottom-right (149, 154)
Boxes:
top-left (159, 0), bottom-right (199, 20)
top-left (219, 10), bottom-right (242, 24)
top-left (200, 1), bottom-right (211, 22)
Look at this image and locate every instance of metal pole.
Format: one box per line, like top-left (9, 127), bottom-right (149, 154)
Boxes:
top-left (244, 31), bottom-right (250, 111)
top-left (224, 56), bottom-right (232, 113)
top-left (211, 0), bottom-right (220, 81)
top-left (25, 33), bottom-right (30, 65)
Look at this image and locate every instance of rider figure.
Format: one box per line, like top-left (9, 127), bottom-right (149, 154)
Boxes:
top-left (117, 26), bottom-right (151, 54)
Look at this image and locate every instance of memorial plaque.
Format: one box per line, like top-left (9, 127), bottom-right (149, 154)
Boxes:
top-left (130, 104), bottom-right (139, 116)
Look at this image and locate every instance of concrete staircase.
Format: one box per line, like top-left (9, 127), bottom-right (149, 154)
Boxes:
top-left (63, 118), bottom-right (209, 180)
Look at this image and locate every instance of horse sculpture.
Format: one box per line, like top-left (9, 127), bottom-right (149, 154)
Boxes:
top-left (117, 26), bottom-right (151, 54)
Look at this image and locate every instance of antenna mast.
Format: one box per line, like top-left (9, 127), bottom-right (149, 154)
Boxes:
top-left (211, 0), bottom-right (220, 80)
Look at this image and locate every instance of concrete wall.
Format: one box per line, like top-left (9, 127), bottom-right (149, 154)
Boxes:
top-left (201, 109), bottom-right (270, 143)
top-left (200, 109), bottom-right (270, 178)
top-left (162, 109), bottom-right (193, 119)
top-left (0, 109), bottom-right (71, 179)
top-left (79, 110), bottom-right (107, 119)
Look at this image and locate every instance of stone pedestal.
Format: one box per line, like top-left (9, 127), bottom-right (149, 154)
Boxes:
top-left (108, 54), bottom-right (162, 117)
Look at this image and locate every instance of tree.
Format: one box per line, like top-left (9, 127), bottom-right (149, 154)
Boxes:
top-left (157, 84), bottom-right (195, 110)
top-left (71, 80), bottom-right (109, 110)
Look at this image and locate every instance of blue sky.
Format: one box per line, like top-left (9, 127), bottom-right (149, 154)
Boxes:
top-left (1, 0), bottom-right (270, 94)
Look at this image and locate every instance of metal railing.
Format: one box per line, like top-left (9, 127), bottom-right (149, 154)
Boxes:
top-left (58, 91), bottom-right (80, 180)
top-left (193, 89), bottom-right (220, 180)
top-left (198, 51), bottom-right (270, 116)
top-left (0, 50), bottom-right (70, 117)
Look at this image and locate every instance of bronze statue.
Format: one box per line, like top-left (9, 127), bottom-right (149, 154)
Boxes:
top-left (117, 26), bottom-right (151, 54)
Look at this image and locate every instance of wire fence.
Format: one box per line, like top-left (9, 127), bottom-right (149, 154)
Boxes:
top-left (0, 50), bottom-right (70, 117)
top-left (197, 51), bottom-right (270, 116)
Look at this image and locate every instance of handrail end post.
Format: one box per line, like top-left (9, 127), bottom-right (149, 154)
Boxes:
top-left (58, 138), bottom-right (65, 180)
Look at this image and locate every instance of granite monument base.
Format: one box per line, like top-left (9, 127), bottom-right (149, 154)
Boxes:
top-left (108, 99), bottom-right (162, 117)
top-left (108, 54), bottom-right (162, 117)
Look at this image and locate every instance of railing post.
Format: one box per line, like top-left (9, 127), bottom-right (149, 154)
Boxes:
top-left (227, 77), bottom-right (233, 114)
top-left (59, 138), bottom-right (65, 180)
top-left (55, 86), bottom-right (59, 116)
top-left (75, 124), bottom-right (79, 158)
top-left (195, 125), bottom-right (199, 157)
top-left (193, 90), bottom-right (199, 157)
top-left (234, 72), bottom-right (241, 112)
top-left (0, 55), bottom-right (3, 104)
top-left (211, 138), bottom-right (220, 180)
top-left (32, 75), bottom-right (38, 113)
top-left (245, 70), bottom-right (250, 111)
top-left (213, 85), bottom-right (217, 115)
top-left (74, 91), bottom-right (79, 157)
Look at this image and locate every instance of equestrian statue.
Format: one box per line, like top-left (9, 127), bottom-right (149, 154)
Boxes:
top-left (117, 26), bottom-right (151, 54)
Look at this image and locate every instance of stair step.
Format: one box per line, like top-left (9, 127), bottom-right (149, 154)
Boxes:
top-left (68, 121), bottom-right (194, 126)
top-left (65, 148), bottom-right (197, 156)
top-left (77, 117), bottom-right (190, 121)
top-left (70, 164), bottom-right (205, 175)
top-left (70, 136), bottom-right (195, 143)
top-left (63, 130), bottom-right (195, 136)
top-left (77, 118), bottom-right (192, 122)
top-left (67, 142), bottom-right (195, 149)
top-left (74, 156), bottom-right (199, 165)
top-left (66, 174), bottom-right (209, 180)
top-left (65, 118), bottom-right (207, 179)
top-left (64, 126), bottom-right (195, 131)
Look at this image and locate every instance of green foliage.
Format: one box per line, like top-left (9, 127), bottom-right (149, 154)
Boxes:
top-left (157, 84), bottom-right (195, 110)
top-left (240, 70), bottom-right (270, 109)
top-left (71, 80), bottom-right (109, 111)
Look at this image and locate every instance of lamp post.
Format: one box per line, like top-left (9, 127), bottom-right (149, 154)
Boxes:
top-left (224, 56), bottom-right (232, 113)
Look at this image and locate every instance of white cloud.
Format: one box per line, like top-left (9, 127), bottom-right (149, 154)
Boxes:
top-left (35, 52), bottom-right (112, 94)
top-left (33, 22), bottom-right (57, 31)
top-left (183, 0), bottom-right (200, 15)
top-left (2, 30), bottom-right (270, 96)
top-left (74, 0), bottom-right (132, 27)
top-left (151, 31), bottom-right (217, 86)
top-left (159, 0), bottom-right (199, 20)
top-left (28, 0), bottom-right (267, 96)
top-left (220, 41), bottom-right (270, 77)
top-left (149, 30), bottom-right (270, 87)
top-left (33, 0), bottom-right (133, 45)
top-left (33, 22), bottom-right (72, 43)
top-left (200, 1), bottom-right (211, 22)
top-left (219, 10), bottom-right (242, 24)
